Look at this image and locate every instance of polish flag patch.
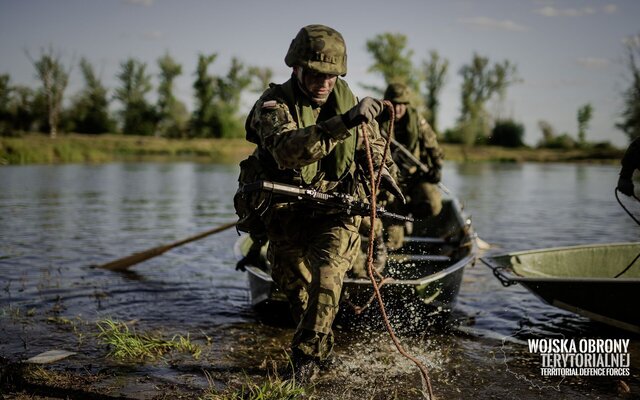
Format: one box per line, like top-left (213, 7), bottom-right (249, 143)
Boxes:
top-left (262, 100), bottom-right (277, 109)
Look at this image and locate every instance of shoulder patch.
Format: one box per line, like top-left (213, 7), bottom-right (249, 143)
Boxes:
top-left (262, 100), bottom-right (277, 109)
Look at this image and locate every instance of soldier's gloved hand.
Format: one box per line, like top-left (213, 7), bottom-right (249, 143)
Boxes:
top-left (342, 97), bottom-right (384, 129)
top-left (617, 176), bottom-right (635, 197)
top-left (380, 168), bottom-right (406, 204)
top-left (423, 168), bottom-right (441, 184)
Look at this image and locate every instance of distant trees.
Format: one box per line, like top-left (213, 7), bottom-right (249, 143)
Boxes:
top-left (0, 48), bottom-right (275, 138)
top-left (617, 33), bottom-right (640, 142)
top-left (422, 50), bottom-right (448, 133)
top-left (576, 103), bottom-right (593, 146)
top-left (114, 58), bottom-right (156, 136)
top-left (28, 47), bottom-right (71, 138)
top-left (365, 33), bottom-right (419, 94)
top-left (457, 53), bottom-right (520, 146)
top-left (156, 53), bottom-right (188, 138)
top-left (70, 58), bottom-right (115, 134)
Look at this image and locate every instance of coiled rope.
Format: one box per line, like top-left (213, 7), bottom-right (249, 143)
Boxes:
top-left (614, 188), bottom-right (640, 278)
top-left (360, 100), bottom-right (435, 400)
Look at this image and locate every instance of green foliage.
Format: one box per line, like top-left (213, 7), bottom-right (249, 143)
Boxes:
top-left (114, 58), bottom-right (157, 135)
top-left (538, 133), bottom-right (576, 149)
top-left (458, 53), bottom-right (519, 143)
top-left (156, 52), bottom-right (188, 138)
top-left (488, 119), bottom-right (525, 148)
top-left (365, 33), bottom-right (419, 93)
top-left (200, 372), bottom-right (307, 400)
top-left (577, 103), bottom-right (593, 145)
top-left (616, 34), bottom-right (640, 142)
top-left (28, 46), bottom-right (71, 137)
top-left (191, 54), bottom-right (252, 138)
top-left (97, 319), bottom-right (201, 361)
top-left (423, 50), bottom-right (449, 132)
top-left (69, 58), bottom-right (115, 134)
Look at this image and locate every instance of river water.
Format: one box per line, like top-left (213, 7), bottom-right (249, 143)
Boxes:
top-left (0, 161), bottom-right (638, 399)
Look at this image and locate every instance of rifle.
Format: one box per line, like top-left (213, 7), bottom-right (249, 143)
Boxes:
top-left (380, 130), bottom-right (451, 195)
top-left (242, 180), bottom-right (413, 222)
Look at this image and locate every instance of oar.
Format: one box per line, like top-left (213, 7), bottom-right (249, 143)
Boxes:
top-left (95, 221), bottom-right (237, 271)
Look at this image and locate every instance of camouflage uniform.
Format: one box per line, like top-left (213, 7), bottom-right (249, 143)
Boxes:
top-left (243, 25), bottom-right (393, 361)
top-left (379, 83), bottom-right (444, 250)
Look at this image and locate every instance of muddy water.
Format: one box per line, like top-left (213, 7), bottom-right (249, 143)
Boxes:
top-left (0, 162), bottom-right (638, 399)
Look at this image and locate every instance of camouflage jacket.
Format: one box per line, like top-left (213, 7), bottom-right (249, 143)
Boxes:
top-left (245, 75), bottom-right (392, 196)
top-left (380, 107), bottom-right (443, 179)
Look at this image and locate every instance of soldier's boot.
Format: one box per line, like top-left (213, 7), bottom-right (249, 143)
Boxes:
top-left (284, 352), bottom-right (320, 385)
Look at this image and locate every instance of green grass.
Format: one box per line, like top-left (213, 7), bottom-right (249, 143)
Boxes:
top-left (0, 132), bottom-right (625, 165)
top-left (199, 371), bottom-right (309, 400)
top-left (96, 319), bottom-right (202, 361)
top-left (0, 133), bottom-right (255, 165)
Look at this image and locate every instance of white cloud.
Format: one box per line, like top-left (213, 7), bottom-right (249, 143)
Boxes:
top-left (458, 16), bottom-right (528, 32)
top-left (603, 4), bottom-right (618, 14)
top-left (535, 6), bottom-right (596, 17)
top-left (123, 0), bottom-right (154, 6)
top-left (576, 57), bottom-right (610, 69)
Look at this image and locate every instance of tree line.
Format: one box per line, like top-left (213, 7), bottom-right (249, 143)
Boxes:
top-left (364, 32), bottom-right (640, 148)
top-left (1, 32), bottom-right (639, 147)
top-left (0, 47), bottom-right (272, 139)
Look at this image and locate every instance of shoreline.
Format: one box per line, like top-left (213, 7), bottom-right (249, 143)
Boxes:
top-left (0, 133), bottom-right (625, 165)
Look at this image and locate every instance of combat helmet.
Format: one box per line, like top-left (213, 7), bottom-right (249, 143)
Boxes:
top-left (384, 82), bottom-right (412, 104)
top-left (285, 24), bottom-right (347, 76)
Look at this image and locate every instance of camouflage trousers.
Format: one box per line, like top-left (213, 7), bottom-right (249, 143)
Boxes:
top-left (264, 206), bottom-right (361, 360)
top-left (386, 181), bottom-right (442, 250)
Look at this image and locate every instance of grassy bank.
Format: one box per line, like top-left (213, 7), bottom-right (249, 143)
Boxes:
top-left (0, 133), bottom-right (625, 165)
top-left (0, 133), bottom-right (255, 165)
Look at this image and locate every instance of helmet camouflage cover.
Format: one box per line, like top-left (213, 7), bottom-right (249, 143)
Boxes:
top-left (384, 82), bottom-right (412, 104)
top-left (285, 24), bottom-right (347, 76)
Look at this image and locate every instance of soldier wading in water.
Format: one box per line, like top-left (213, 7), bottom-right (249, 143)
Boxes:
top-left (236, 24), bottom-right (403, 383)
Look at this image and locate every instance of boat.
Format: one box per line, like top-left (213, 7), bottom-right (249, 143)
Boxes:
top-left (234, 196), bottom-right (478, 331)
top-left (481, 242), bottom-right (640, 333)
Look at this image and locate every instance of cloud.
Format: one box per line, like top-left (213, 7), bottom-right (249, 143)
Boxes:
top-left (458, 16), bottom-right (528, 32)
top-left (535, 6), bottom-right (596, 17)
top-left (603, 4), bottom-right (618, 14)
top-left (576, 57), bottom-right (610, 69)
top-left (123, 0), bottom-right (154, 6)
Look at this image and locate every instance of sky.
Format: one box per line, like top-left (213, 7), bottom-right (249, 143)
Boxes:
top-left (1, 0), bottom-right (639, 147)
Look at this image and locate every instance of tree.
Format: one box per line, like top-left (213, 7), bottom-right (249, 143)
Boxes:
top-left (0, 74), bottom-right (11, 134)
top-left (156, 53), bottom-right (188, 138)
top-left (248, 66), bottom-right (273, 93)
top-left (422, 50), bottom-right (449, 132)
top-left (616, 33), bottom-right (640, 142)
top-left (488, 119), bottom-right (525, 148)
top-left (28, 47), bottom-right (71, 138)
top-left (458, 53), bottom-right (519, 145)
top-left (114, 58), bottom-right (156, 135)
top-left (191, 53), bottom-right (217, 137)
top-left (365, 33), bottom-right (418, 94)
top-left (576, 103), bottom-right (593, 146)
top-left (70, 58), bottom-right (115, 134)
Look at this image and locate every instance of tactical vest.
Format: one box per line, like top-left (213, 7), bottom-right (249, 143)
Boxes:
top-left (382, 107), bottom-right (420, 154)
top-left (248, 77), bottom-right (358, 186)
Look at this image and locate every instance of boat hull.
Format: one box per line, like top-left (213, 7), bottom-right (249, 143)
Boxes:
top-left (482, 242), bottom-right (640, 333)
top-left (235, 198), bottom-right (477, 330)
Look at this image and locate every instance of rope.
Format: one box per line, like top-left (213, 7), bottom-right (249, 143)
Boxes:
top-left (360, 101), bottom-right (435, 400)
top-left (614, 188), bottom-right (640, 278)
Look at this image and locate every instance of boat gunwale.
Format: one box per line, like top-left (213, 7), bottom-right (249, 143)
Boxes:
top-left (480, 241), bottom-right (640, 283)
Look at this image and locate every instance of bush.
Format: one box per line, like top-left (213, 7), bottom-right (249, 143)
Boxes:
top-left (488, 119), bottom-right (525, 147)
top-left (538, 133), bottom-right (576, 150)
